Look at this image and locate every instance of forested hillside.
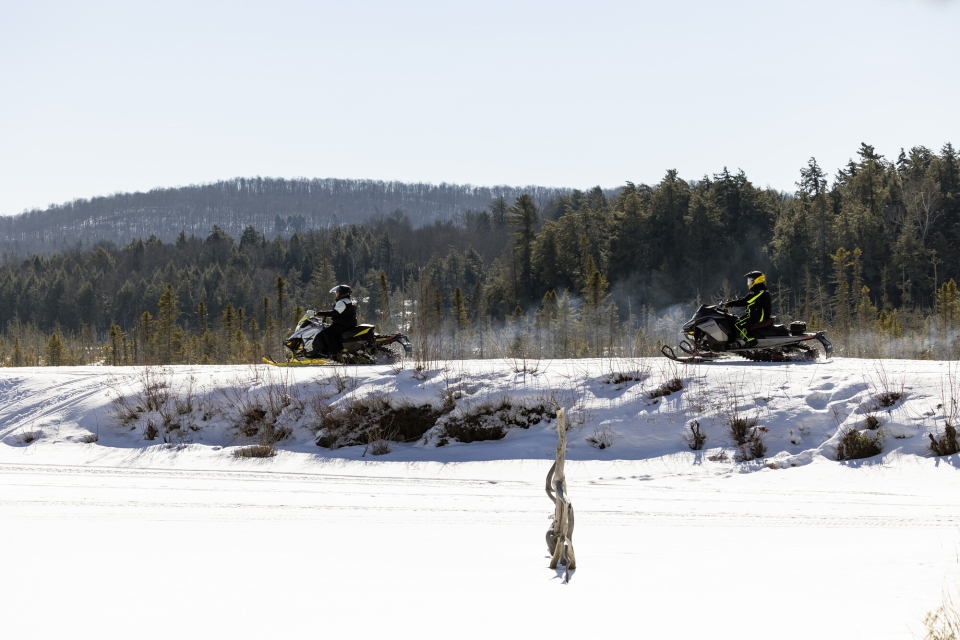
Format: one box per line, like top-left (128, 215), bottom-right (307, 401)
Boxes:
top-left (0, 178), bottom-right (578, 256)
top-left (1, 142), bottom-right (958, 366)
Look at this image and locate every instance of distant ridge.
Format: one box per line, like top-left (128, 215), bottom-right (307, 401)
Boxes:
top-left (0, 177), bottom-right (577, 257)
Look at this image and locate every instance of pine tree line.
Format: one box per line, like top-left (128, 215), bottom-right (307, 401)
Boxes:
top-left (1, 141), bottom-right (958, 365)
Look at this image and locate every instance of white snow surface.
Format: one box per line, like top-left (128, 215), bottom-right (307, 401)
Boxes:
top-left (2, 358), bottom-right (960, 639)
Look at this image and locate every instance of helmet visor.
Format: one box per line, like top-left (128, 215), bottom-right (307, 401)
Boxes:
top-left (747, 277), bottom-right (755, 288)
top-left (329, 286), bottom-right (339, 294)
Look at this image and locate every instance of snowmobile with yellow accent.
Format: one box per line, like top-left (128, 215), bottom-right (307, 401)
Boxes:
top-left (263, 310), bottom-right (412, 366)
top-left (660, 301), bottom-right (832, 364)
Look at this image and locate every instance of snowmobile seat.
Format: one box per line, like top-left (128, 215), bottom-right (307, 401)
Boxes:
top-left (753, 324), bottom-right (792, 337)
top-left (339, 324), bottom-right (376, 351)
top-left (748, 319), bottom-right (773, 330)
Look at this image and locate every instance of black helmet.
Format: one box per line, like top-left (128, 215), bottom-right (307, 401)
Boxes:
top-left (743, 271), bottom-right (765, 290)
top-left (329, 284), bottom-right (352, 298)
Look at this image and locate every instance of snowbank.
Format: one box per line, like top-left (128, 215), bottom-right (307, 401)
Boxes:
top-left (3, 358), bottom-right (960, 640)
top-left (1, 357), bottom-right (957, 470)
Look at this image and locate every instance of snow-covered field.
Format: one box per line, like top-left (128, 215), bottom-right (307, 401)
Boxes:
top-left (2, 358), bottom-right (959, 639)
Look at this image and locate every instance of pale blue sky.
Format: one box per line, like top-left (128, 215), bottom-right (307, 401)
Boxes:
top-left (1, 0), bottom-right (957, 215)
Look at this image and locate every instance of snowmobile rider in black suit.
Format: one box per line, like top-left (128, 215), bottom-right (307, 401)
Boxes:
top-left (725, 271), bottom-right (772, 348)
top-left (315, 284), bottom-right (359, 356)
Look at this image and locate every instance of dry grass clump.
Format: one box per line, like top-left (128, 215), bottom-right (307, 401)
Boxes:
top-left (726, 413), bottom-right (766, 460)
top-left (228, 398), bottom-right (293, 451)
top-left (80, 433), bottom-right (99, 444)
top-left (327, 366), bottom-right (358, 394)
top-left (315, 394), bottom-right (445, 450)
top-left (233, 444), bottom-right (276, 458)
top-left (107, 370), bottom-right (212, 445)
top-left (728, 414), bottom-right (759, 445)
top-left (14, 429), bottom-right (41, 444)
top-left (433, 398), bottom-right (556, 445)
top-left (928, 423), bottom-right (960, 457)
top-left (138, 367), bottom-right (171, 411)
top-left (510, 348), bottom-right (542, 375)
top-left (586, 424), bottom-right (616, 449)
top-left (684, 420), bottom-right (706, 450)
top-left (645, 361), bottom-right (684, 399)
top-left (107, 368), bottom-right (171, 426)
top-left (602, 370), bottom-right (645, 385)
top-left (931, 363), bottom-right (960, 457)
top-left (111, 399), bottom-right (141, 426)
top-left (868, 361), bottom-right (905, 409)
top-left (836, 426), bottom-right (884, 460)
top-left (875, 390), bottom-right (903, 408)
top-left (920, 588), bottom-right (960, 640)
top-left (647, 377), bottom-right (683, 399)
top-left (743, 428), bottom-right (767, 459)
top-left (601, 358), bottom-right (651, 386)
top-left (718, 373), bottom-right (766, 460)
top-left (864, 414), bottom-right (882, 430)
top-left (219, 372), bottom-right (301, 450)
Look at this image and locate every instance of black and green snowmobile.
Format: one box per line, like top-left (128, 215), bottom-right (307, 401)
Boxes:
top-left (661, 301), bottom-right (832, 364)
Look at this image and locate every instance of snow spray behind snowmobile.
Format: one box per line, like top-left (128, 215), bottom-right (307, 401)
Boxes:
top-left (661, 302), bottom-right (832, 364)
top-left (263, 310), bottom-right (412, 366)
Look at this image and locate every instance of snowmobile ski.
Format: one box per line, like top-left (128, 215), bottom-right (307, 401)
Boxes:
top-left (261, 355), bottom-right (334, 367)
top-left (660, 345), bottom-right (722, 364)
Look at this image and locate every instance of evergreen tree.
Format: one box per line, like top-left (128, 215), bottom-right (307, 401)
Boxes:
top-left (488, 195), bottom-right (508, 229)
top-left (538, 290), bottom-right (558, 356)
top-left (263, 296), bottom-right (275, 355)
top-left (109, 324), bottom-right (122, 366)
top-left (12, 336), bottom-right (23, 367)
top-left (582, 266), bottom-right (611, 355)
top-left (377, 271), bottom-right (392, 333)
top-left (937, 279), bottom-right (960, 334)
top-left (233, 327), bottom-right (247, 363)
top-left (197, 301), bottom-right (207, 333)
top-left (221, 302), bottom-right (235, 362)
top-left (199, 329), bottom-right (215, 364)
top-left (157, 283), bottom-right (180, 364)
top-left (45, 332), bottom-right (65, 366)
top-left (830, 248), bottom-right (852, 334)
top-left (507, 194), bottom-right (537, 303)
top-left (140, 311), bottom-right (154, 363)
top-left (275, 276), bottom-right (287, 332)
top-left (249, 318), bottom-right (262, 361)
top-left (555, 290), bottom-right (578, 358)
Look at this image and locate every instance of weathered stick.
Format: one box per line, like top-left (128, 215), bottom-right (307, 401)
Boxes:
top-left (546, 406), bottom-right (576, 571)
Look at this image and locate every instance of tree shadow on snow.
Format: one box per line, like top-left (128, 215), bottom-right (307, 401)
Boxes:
top-left (932, 454), bottom-right (960, 470)
top-left (548, 560), bottom-right (575, 584)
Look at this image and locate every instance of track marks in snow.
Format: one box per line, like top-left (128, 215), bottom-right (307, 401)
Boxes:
top-left (3, 461), bottom-right (959, 531)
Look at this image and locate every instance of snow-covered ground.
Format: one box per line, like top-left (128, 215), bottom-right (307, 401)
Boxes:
top-left (1, 358), bottom-right (959, 639)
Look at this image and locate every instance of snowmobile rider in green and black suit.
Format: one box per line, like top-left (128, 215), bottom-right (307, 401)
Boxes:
top-left (314, 284), bottom-right (359, 356)
top-left (725, 271), bottom-right (772, 348)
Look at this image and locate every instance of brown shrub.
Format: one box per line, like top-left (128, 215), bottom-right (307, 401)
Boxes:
top-left (836, 427), bottom-right (883, 460)
top-left (928, 423), bottom-right (960, 457)
top-left (434, 399), bottom-right (556, 444)
top-left (685, 420), bottom-right (706, 451)
top-left (315, 394), bottom-right (444, 449)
